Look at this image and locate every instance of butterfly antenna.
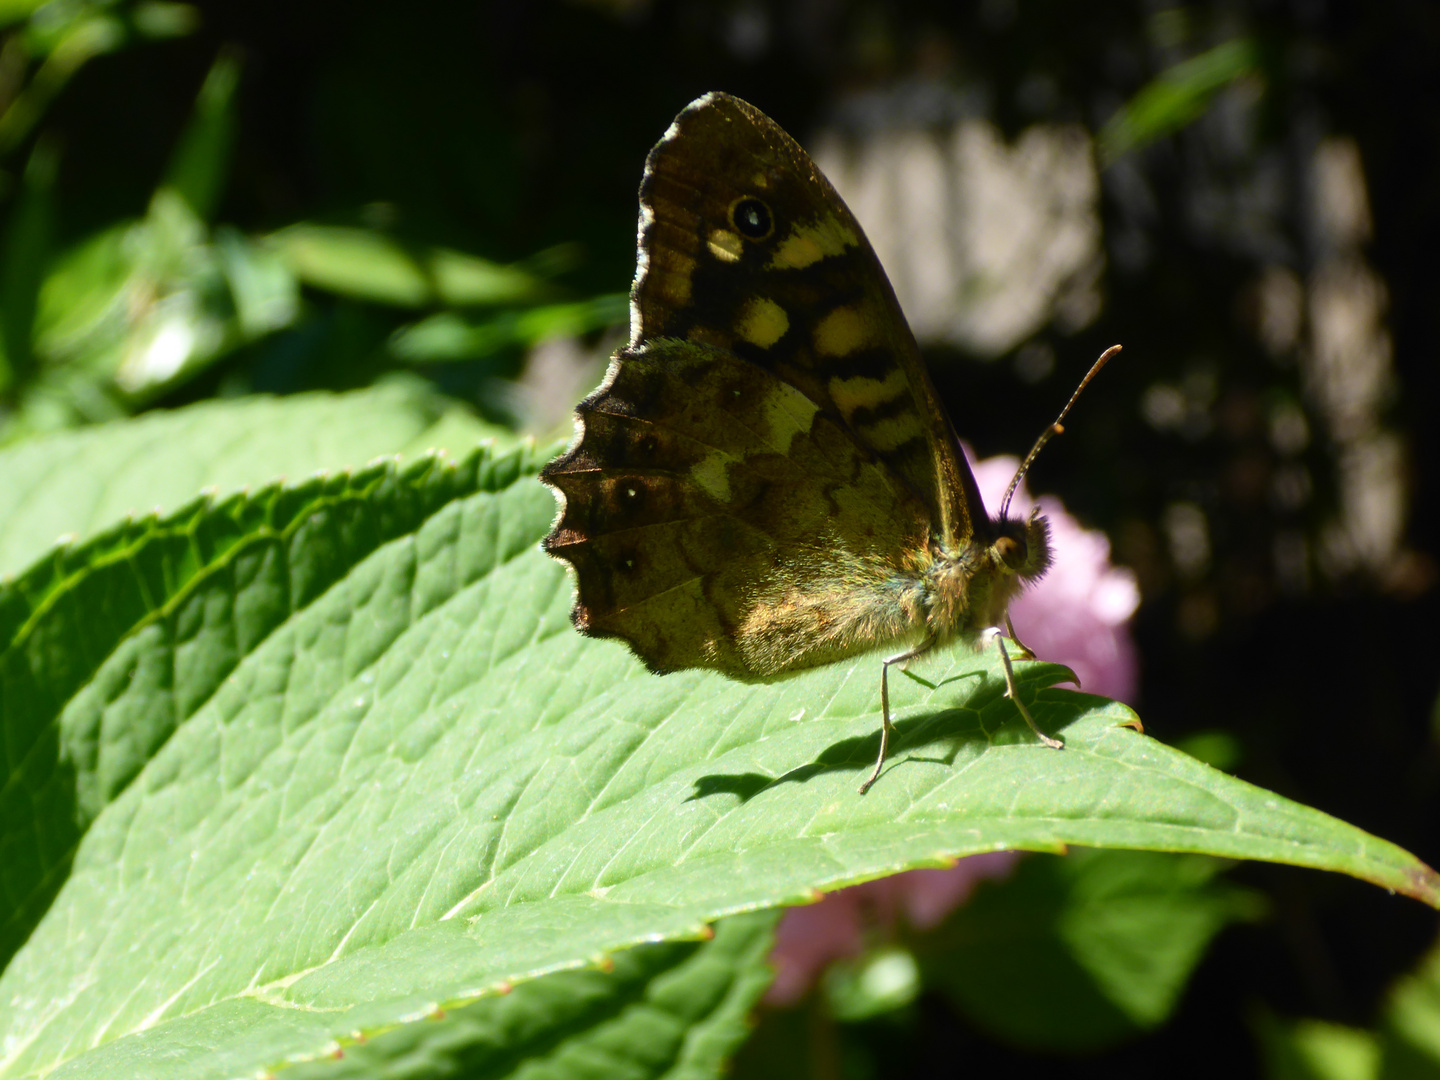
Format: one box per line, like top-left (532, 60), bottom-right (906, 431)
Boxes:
top-left (999, 344), bottom-right (1122, 520)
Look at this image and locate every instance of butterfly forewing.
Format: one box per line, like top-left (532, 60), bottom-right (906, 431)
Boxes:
top-left (631, 93), bottom-right (986, 547)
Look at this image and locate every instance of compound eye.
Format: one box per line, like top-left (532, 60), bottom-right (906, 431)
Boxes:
top-left (729, 197), bottom-right (774, 241)
top-left (994, 535), bottom-right (1028, 571)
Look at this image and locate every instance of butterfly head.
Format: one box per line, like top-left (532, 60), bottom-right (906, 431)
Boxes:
top-left (924, 504), bottom-right (1052, 643)
top-left (988, 508), bottom-right (1053, 584)
top-left (982, 342), bottom-right (1123, 593)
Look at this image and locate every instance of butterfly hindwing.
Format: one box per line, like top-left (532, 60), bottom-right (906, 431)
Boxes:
top-left (542, 338), bottom-right (933, 677)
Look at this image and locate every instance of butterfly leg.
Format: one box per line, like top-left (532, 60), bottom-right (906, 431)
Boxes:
top-left (858, 636), bottom-right (936, 794)
top-left (1002, 614), bottom-right (1036, 660)
top-left (993, 632), bottom-right (1064, 750)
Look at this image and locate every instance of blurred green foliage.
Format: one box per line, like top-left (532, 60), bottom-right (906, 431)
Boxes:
top-left (0, 13), bottom-right (625, 440)
top-left (1099, 36), bottom-right (1260, 163)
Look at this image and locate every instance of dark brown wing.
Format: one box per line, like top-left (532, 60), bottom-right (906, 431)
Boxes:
top-left (631, 91), bottom-right (988, 548)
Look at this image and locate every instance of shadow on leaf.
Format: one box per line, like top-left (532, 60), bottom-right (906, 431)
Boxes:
top-left (688, 773), bottom-right (775, 802)
top-left (688, 668), bottom-right (1096, 802)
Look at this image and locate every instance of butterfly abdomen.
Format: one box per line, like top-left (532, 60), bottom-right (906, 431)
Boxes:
top-left (734, 553), bottom-right (932, 676)
top-left (724, 507), bottom-right (1053, 677)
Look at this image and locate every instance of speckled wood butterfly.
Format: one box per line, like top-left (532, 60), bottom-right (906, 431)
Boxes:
top-left (541, 92), bottom-right (1116, 792)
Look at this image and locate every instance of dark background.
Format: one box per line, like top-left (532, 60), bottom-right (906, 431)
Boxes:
top-left (10, 0), bottom-right (1440, 1075)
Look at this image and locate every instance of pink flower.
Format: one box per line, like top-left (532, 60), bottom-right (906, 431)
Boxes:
top-left (969, 451), bottom-right (1140, 702)
top-left (766, 853), bottom-right (1020, 1005)
top-left (765, 451), bottom-right (1141, 1006)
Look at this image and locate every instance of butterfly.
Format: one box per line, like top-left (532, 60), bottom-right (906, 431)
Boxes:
top-left (541, 92), bottom-right (1116, 792)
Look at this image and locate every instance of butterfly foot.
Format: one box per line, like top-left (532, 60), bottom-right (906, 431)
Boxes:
top-left (857, 763), bottom-right (883, 795)
top-left (859, 712), bottom-right (897, 793)
top-left (993, 632), bottom-right (1064, 750)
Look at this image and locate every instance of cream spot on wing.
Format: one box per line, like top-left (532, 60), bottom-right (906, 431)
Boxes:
top-left (736, 297), bottom-right (790, 348)
top-left (758, 382), bottom-right (820, 452)
top-left (813, 304), bottom-right (874, 357)
top-left (828, 366), bottom-right (909, 415)
top-left (706, 229), bottom-right (744, 263)
top-left (857, 413), bottom-right (924, 451)
top-left (692, 451), bottom-right (731, 501)
top-left (768, 217), bottom-right (858, 270)
top-left (751, 172), bottom-right (769, 189)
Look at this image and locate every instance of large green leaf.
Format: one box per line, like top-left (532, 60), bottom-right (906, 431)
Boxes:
top-left (0, 441), bottom-right (538, 972)
top-left (0, 381), bottom-right (504, 578)
top-left (279, 910), bottom-right (779, 1080)
top-left (0, 413), bottom-right (1435, 1078)
top-left (0, 387), bottom-right (504, 968)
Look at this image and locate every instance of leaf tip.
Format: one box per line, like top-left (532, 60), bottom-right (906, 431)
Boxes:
top-left (1402, 862), bottom-right (1440, 909)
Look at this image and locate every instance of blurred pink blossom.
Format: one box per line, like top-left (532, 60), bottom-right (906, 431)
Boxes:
top-left (970, 451), bottom-right (1140, 701)
top-left (766, 853), bottom-right (1020, 1005)
top-left (765, 450), bottom-right (1141, 1006)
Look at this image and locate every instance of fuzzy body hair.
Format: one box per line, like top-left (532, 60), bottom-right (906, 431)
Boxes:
top-left (733, 512), bottom-right (1052, 678)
